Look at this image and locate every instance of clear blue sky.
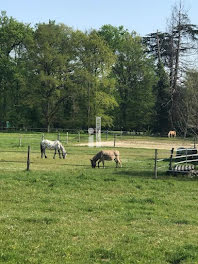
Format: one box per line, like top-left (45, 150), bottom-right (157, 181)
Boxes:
top-left (1, 0), bottom-right (198, 36)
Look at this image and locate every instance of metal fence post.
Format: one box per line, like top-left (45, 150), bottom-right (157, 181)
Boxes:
top-left (154, 149), bottom-right (158, 179)
top-left (169, 148), bottom-right (174, 171)
top-left (194, 136), bottom-right (197, 149)
top-left (27, 146), bottom-right (30, 171)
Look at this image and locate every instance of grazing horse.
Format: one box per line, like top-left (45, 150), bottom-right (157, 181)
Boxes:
top-left (168, 130), bottom-right (176, 138)
top-left (40, 139), bottom-right (67, 159)
top-left (90, 150), bottom-right (122, 168)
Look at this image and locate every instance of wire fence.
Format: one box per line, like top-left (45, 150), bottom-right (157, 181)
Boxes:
top-left (0, 130), bottom-right (197, 176)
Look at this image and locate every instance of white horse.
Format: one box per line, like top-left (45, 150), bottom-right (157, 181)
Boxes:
top-left (40, 139), bottom-right (67, 159)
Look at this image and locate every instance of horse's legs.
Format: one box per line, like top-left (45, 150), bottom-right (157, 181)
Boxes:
top-left (42, 148), bottom-right (47, 158)
top-left (44, 149), bottom-right (47, 158)
top-left (53, 149), bottom-right (56, 159)
top-left (98, 160), bottom-right (100, 168)
top-left (41, 145), bottom-right (44, 158)
top-left (115, 158), bottom-right (118, 168)
top-left (114, 157), bottom-right (122, 168)
top-left (58, 150), bottom-right (61, 159)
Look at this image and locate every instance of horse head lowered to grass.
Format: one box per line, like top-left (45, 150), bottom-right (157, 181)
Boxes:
top-left (90, 150), bottom-right (122, 168)
top-left (40, 139), bottom-right (67, 159)
top-left (168, 130), bottom-right (176, 138)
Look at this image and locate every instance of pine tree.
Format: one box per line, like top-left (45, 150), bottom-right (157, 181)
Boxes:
top-left (153, 62), bottom-right (170, 135)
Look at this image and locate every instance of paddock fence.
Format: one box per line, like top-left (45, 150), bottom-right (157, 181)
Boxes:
top-left (155, 146), bottom-right (198, 178)
top-left (0, 130), bottom-right (197, 176)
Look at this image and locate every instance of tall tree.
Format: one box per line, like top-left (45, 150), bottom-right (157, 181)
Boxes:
top-left (153, 62), bottom-right (170, 135)
top-left (66, 29), bottom-right (117, 128)
top-left (99, 25), bottom-right (156, 130)
top-left (0, 11), bottom-right (33, 127)
top-left (167, 1), bottom-right (198, 128)
top-left (26, 21), bottom-right (74, 131)
top-left (143, 1), bottom-right (198, 130)
top-left (176, 70), bottom-right (198, 137)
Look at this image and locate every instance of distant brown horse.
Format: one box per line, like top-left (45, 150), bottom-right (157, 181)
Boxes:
top-left (168, 130), bottom-right (176, 138)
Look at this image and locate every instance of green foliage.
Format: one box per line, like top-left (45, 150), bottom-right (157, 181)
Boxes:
top-left (1, 11), bottom-right (198, 133)
top-left (0, 11), bottom-right (33, 127)
top-left (98, 24), bottom-right (129, 52)
top-left (99, 25), bottom-right (157, 130)
top-left (153, 62), bottom-right (171, 135)
top-left (26, 22), bottom-right (73, 131)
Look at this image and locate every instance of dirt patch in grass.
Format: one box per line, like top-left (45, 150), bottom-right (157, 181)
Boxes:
top-left (78, 139), bottom-right (194, 150)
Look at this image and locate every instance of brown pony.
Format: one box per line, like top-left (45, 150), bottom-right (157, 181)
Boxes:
top-left (90, 150), bottom-right (122, 168)
top-left (168, 130), bottom-right (176, 138)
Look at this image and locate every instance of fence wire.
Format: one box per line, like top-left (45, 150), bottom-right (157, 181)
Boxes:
top-left (0, 132), bottom-right (197, 175)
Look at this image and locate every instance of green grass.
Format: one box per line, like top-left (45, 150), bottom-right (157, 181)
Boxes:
top-left (1, 133), bottom-right (198, 263)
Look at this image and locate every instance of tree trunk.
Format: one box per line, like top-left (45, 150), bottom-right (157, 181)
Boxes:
top-left (47, 123), bottom-right (50, 133)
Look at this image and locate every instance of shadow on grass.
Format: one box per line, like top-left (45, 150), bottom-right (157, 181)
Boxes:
top-left (114, 169), bottom-right (154, 178)
top-left (62, 163), bottom-right (91, 168)
top-left (114, 169), bottom-right (198, 181)
top-left (0, 160), bottom-right (26, 163)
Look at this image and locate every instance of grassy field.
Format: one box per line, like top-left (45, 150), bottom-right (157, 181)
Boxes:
top-left (1, 133), bottom-right (198, 264)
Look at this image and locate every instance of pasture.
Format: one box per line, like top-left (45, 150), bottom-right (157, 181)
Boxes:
top-left (1, 132), bottom-right (198, 264)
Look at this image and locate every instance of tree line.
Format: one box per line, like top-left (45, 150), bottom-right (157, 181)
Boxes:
top-left (1, 2), bottom-right (198, 136)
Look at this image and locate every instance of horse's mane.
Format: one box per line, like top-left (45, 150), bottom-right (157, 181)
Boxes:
top-left (59, 142), bottom-right (66, 153)
top-left (92, 151), bottom-right (102, 161)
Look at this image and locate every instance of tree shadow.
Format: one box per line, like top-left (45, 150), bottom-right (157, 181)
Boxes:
top-left (114, 169), bottom-right (198, 181)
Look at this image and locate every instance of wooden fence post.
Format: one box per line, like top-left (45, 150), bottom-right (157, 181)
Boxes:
top-left (19, 135), bottom-right (22, 147)
top-left (27, 145), bottom-right (30, 171)
top-left (42, 133), bottom-right (44, 140)
top-left (78, 131), bottom-right (80, 142)
top-left (154, 149), bottom-right (158, 179)
top-left (57, 132), bottom-right (60, 141)
top-left (66, 132), bottom-right (68, 144)
top-left (169, 148), bottom-right (174, 171)
top-left (106, 130), bottom-right (108, 140)
top-left (114, 134), bottom-right (116, 147)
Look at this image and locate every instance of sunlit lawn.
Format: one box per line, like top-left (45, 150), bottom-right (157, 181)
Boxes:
top-left (1, 133), bottom-right (198, 263)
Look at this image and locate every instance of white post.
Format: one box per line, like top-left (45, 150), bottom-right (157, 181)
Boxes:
top-left (88, 128), bottom-right (94, 147)
top-left (96, 116), bottom-right (101, 147)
